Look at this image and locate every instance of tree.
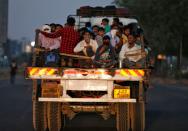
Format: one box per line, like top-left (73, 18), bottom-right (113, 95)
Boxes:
top-left (114, 0), bottom-right (188, 70)
top-left (115, 0), bottom-right (188, 69)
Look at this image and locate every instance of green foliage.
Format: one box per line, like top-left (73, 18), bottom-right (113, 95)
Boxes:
top-left (115, 0), bottom-right (188, 56)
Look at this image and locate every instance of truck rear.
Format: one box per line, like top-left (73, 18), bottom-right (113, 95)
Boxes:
top-left (26, 66), bottom-right (149, 131)
top-left (26, 6), bottom-right (151, 131)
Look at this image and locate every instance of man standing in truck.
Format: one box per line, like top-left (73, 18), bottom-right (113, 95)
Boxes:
top-left (37, 17), bottom-right (80, 67)
top-left (37, 17), bottom-right (80, 54)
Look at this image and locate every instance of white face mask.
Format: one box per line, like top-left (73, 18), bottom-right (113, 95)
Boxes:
top-left (111, 29), bottom-right (118, 38)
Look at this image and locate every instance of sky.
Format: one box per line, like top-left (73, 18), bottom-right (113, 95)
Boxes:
top-left (8, 0), bottom-right (113, 41)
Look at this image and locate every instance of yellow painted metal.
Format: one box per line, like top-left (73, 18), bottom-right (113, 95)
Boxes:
top-left (114, 88), bottom-right (130, 99)
top-left (138, 70), bottom-right (145, 76)
top-left (129, 70), bottom-right (138, 77)
top-left (120, 70), bottom-right (129, 76)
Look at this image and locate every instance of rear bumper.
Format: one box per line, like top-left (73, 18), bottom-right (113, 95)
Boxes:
top-left (38, 97), bottom-right (136, 103)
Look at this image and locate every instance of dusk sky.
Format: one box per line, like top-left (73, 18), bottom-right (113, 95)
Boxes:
top-left (8, 0), bottom-right (113, 41)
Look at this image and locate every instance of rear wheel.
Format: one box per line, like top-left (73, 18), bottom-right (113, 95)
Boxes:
top-left (129, 81), bottom-right (145, 131)
top-left (47, 102), bottom-right (62, 131)
top-left (130, 102), bottom-right (145, 131)
top-left (116, 103), bottom-right (130, 131)
top-left (33, 101), bottom-right (47, 131)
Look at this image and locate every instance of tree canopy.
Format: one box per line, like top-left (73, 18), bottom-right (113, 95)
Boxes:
top-left (115, 0), bottom-right (188, 57)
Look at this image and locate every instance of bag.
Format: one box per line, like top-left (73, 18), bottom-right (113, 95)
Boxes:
top-left (44, 52), bottom-right (60, 67)
top-left (86, 47), bottom-right (95, 57)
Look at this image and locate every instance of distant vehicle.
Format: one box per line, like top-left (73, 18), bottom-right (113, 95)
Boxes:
top-left (26, 6), bottom-right (150, 131)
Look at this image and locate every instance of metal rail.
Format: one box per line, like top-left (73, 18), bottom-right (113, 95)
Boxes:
top-left (39, 97), bottom-right (136, 103)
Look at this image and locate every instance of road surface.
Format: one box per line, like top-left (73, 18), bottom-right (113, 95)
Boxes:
top-left (0, 75), bottom-right (188, 131)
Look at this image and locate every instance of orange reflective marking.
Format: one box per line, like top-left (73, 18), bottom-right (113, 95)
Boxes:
top-left (28, 68), bottom-right (58, 76)
top-left (29, 68), bottom-right (39, 76)
top-left (138, 70), bottom-right (145, 76)
top-left (129, 70), bottom-right (138, 77)
top-left (47, 69), bottom-right (56, 75)
top-left (120, 70), bottom-right (129, 76)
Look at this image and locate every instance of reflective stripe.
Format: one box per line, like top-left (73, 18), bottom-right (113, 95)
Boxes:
top-left (129, 70), bottom-right (138, 77)
top-left (47, 69), bottom-right (56, 75)
top-left (138, 70), bottom-right (145, 76)
top-left (38, 68), bottom-right (47, 76)
top-left (27, 68), bottom-right (145, 78)
top-left (119, 69), bottom-right (144, 77)
top-left (120, 70), bottom-right (129, 76)
top-left (29, 68), bottom-right (39, 76)
top-left (28, 68), bottom-right (57, 76)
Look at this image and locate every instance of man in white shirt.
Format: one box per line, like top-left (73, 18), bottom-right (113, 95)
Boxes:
top-left (119, 33), bottom-right (147, 68)
top-left (74, 30), bottom-right (98, 68)
top-left (74, 30), bottom-right (98, 57)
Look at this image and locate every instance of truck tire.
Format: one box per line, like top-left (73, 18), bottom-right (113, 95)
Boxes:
top-left (116, 103), bottom-right (130, 131)
top-left (131, 102), bottom-right (145, 131)
top-left (47, 102), bottom-right (62, 131)
top-left (33, 101), bottom-right (47, 131)
top-left (129, 82), bottom-right (145, 131)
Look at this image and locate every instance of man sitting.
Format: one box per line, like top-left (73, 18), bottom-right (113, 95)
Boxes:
top-left (74, 30), bottom-right (98, 57)
top-left (93, 35), bottom-right (116, 68)
top-left (119, 33), bottom-right (147, 68)
top-left (74, 30), bottom-right (98, 68)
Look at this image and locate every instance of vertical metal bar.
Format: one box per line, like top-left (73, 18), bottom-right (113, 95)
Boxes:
top-left (61, 80), bottom-right (68, 98)
top-left (32, 80), bottom-right (38, 101)
top-left (107, 81), bottom-right (113, 98)
top-left (139, 81), bottom-right (144, 102)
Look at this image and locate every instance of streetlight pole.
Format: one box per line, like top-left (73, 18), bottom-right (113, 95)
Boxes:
top-left (180, 34), bottom-right (183, 70)
top-left (177, 34), bottom-right (183, 78)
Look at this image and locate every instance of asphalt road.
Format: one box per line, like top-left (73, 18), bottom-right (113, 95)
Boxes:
top-left (0, 75), bottom-right (188, 131)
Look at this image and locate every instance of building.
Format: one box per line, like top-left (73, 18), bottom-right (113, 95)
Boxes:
top-left (0, 0), bottom-right (8, 56)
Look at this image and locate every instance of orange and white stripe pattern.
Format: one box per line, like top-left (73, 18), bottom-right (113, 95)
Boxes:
top-left (27, 67), bottom-right (58, 76)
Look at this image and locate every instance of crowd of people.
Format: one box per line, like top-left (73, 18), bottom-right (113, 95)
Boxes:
top-left (36, 16), bottom-right (149, 68)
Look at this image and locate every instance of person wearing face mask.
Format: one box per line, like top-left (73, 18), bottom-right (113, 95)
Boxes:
top-left (93, 35), bottom-right (117, 68)
top-left (105, 25), bottom-right (120, 48)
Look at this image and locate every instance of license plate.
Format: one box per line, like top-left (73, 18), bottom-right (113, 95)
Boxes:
top-left (114, 88), bottom-right (130, 99)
